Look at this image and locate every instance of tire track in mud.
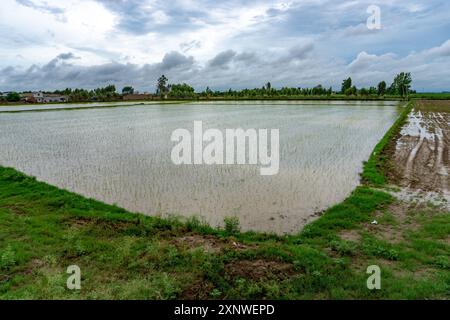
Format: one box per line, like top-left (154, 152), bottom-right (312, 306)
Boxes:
top-left (391, 101), bottom-right (450, 194)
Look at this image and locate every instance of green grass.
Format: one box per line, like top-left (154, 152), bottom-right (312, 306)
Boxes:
top-left (361, 102), bottom-right (413, 185)
top-left (0, 100), bottom-right (449, 299)
top-left (410, 92), bottom-right (450, 100)
top-left (0, 166), bottom-right (448, 299)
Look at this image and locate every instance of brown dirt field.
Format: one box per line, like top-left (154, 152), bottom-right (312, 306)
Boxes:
top-left (386, 100), bottom-right (450, 194)
top-left (338, 229), bottom-right (361, 242)
top-left (173, 234), bottom-right (227, 253)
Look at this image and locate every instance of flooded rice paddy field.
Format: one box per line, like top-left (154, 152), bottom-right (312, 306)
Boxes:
top-left (0, 101), bottom-right (401, 234)
top-left (0, 101), bottom-right (166, 113)
top-left (389, 100), bottom-right (450, 208)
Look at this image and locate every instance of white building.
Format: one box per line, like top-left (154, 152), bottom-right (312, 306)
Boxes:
top-left (32, 92), bottom-right (44, 103)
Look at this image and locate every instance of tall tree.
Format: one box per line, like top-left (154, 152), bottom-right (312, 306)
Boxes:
top-left (377, 81), bottom-right (386, 96)
top-left (6, 92), bottom-right (21, 102)
top-left (157, 75), bottom-right (169, 97)
top-left (392, 72), bottom-right (412, 99)
top-left (359, 88), bottom-right (369, 96)
top-left (341, 77), bottom-right (352, 94)
top-left (122, 86), bottom-right (134, 95)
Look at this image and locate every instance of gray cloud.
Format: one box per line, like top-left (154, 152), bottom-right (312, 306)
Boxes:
top-left (208, 50), bottom-right (237, 68)
top-left (56, 53), bottom-right (78, 60)
top-left (180, 40), bottom-right (202, 53)
top-left (160, 51), bottom-right (194, 70)
top-left (234, 52), bottom-right (259, 64)
top-left (0, 51), bottom-right (199, 92)
top-left (16, 0), bottom-right (66, 21)
top-left (2, 40), bottom-right (449, 93)
top-left (94, 0), bottom-right (207, 35)
top-left (42, 52), bottom-right (79, 71)
top-left (286, 42), bottom-right (315, 61)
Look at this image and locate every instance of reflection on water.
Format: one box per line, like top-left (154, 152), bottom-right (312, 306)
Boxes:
top-left (0, 101), bottom-right (400, 234)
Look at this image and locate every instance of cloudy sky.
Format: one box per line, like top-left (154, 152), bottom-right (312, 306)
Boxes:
top-left (0, 0), bottom-right (449, 92)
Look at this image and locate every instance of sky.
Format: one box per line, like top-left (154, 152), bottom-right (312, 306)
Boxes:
top-left (0, 0), bottom-right (449, 92)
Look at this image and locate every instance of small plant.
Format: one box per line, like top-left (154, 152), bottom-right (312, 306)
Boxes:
top-left (362, 240), bottom-right (399, 260)
top-left (149, 273), bottom-right (181, 299)
top-left (186, 216), bottom-right (211, 233)
top-left (330, 239), bottom-right (357, 256)
top-left (43, 254), bottom-right (58, 267)
top-left (223, 216), bottom-right (240, 235)
top-left (210, 288), bottom-right (222, 298)
top-left (0, 245), bottom-right (16, 270)
top-left (433, 255), bottom-right (449, 269)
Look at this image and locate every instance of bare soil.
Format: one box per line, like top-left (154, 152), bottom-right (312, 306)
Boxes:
top-left (386, 100), bottom-right (450, 194)
top-left (224, 260), bottom-right (295, 281)
top-left (172, 234), bottom-right (255, 253)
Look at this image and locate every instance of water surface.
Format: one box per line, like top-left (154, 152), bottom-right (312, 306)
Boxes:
top-left (0, 101), bottom-right (400, 234)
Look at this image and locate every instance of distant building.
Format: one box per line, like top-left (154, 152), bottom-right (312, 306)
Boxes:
top-left (43, 93), bottom-right (68, 103)
top-left (122, 94), bottom-right (153, 101)
top-left (0, 91), bottom-right (13, 98)
top-left (33, 92), bottom-right (44, 103)
top-left (20, 91), bottom-right (44, 103)
top-left (20, 92), bottom-right (37, 103)
top-left (17, 92), bottom-right (68, 103)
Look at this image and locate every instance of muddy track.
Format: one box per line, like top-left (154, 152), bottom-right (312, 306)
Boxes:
top-left (388, 100), bottom-right (450, 194)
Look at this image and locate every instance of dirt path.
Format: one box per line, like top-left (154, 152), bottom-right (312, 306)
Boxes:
top-left (389, 100), bottom-right (450, 195)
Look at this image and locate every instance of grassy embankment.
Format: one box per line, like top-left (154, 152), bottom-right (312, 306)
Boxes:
top-left (0, 101), bottom-right (449, 299)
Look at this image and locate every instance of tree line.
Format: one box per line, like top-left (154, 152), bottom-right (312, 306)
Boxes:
top-left (1, 72), bottom-right (413, 103)
top-left (55, 85), bottom-right (120, 102)
top-left (155, 72), bottom-right (413, 99)
top-left (340, 72), bottom-right (412, 98)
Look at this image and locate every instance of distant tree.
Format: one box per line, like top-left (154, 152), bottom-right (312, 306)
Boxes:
top-left (391, 72), bottom-right (412, 99)
top-left (122, 86), bottom-right (134, 95)
top-left (104, 85), bottom-right (116, 93)
top-left (168, 83), bottom-right (195, 98)
top-left (344, 86), bottom-right (357, 96)
top-left (341, 77), bottom-right (352, 94)
top-left (368, 86), bottom-right (377, 95)
top-left (62, 85), bottom-right (119, 102)
top-left (6, 92), bottom-right (21, 102)
top-left (387, 82), bottom-right (395, 95)
top-left (312, 84), bottom-right (326, 95)
top-left (266, 82), bottom-right (272, 91)
top-left (377, 81), bottom-right (387, 96)
top-left (157, 75), bottom-right (169, 97)
top-left (359, 88), bottom-right (369, 96)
